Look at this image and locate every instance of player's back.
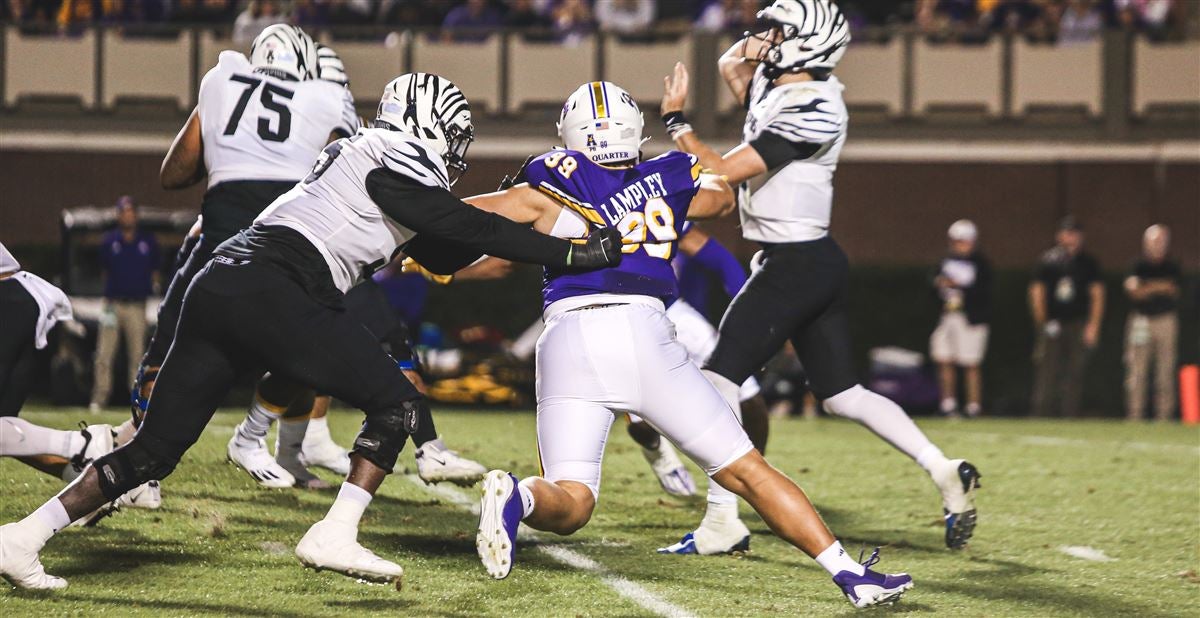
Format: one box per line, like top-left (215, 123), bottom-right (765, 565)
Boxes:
top-left (524, 149), bottom-right (702, 308)
top-left (199, 51), bottom-right (357, 187)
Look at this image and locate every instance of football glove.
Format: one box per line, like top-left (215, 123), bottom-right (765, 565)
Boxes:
top-left (401, 257), bottom-right (454, 285)
top-left (565, 227), bottom-right (622, 270)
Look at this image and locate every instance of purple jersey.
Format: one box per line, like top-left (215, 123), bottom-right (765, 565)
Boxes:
top-left (525, 149), bottom-right (702, 307)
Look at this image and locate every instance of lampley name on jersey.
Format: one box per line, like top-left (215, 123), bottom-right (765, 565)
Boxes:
top-left (595, 172), bottom-right (668, 225)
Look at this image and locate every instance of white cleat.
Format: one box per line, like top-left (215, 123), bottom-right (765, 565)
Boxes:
top-left (659, 515), bottom-right (751, 555)
top-left (300, 434), bottom-right (352, 477)
top-left (932, 459), bottom-right (982, 550)
top-left (0, 521), bottom-right (67, 590)
top-left (296, 519), bottom-right (403, 587)
top-left (118, 481), bottom-right (162, 510)
top-left (227, 431), bottom-right (295, 489)
top-left (416, 439), bottom-right (487, 486)
top-left (61, 423), bottom-right (115, 483)
top-left (641, 441), bottom-right (697, 497)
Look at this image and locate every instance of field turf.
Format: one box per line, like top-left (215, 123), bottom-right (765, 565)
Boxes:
top-left (1, 407), bottom-right (1197, 617)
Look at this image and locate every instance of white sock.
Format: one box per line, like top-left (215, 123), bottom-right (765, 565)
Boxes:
top-left (0, 417), bottom-right (83, 458)
top-left (915, 444), bottom-right (949, 475)
top-left (517, 478), bottom-right (537, 519)
top-left (940, 397), bottom-right (958, 414)
top-left (28, 498), bottom-right (71, 536)
top-left (114, 418), bottom-right (137, 446)
top-left (702, 482), bottom-right (739, 527)
top-left (965, 402), bottom-right (982, 416)
top-left (326, 482), bottom-right (372, 527)
top-left (235, 399), bottom-right (282, 448)
top-left (815, 541), bottom-right (865, 576)
top-left (304, 415), bottom-right (331, 447)
top-left (824, 385), bottom-right (947, 471)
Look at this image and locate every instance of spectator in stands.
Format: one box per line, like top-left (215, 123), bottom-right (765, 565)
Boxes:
top-left (504, 0), bottom-right (553, 30)
top-left (552, 0), bottom-right (593, 45)
top-left (170, 0), bottom-right (236, 25)
top-left (1057, 0), bottom-right (1103, 44)
top-left (929, 220), bottom-right (992, 418)
top-left (442, 0), bottom-right (502, 42)
top-left (17, 0), bottom-right (62, 28)
top-left (1123, 224), bottom-right (1181, 421)
top-left (1029, 215), bottom-right (1104, 417)
top-left (89, 197), bottom-right (160, 413)
top-left (985, 0), bottom-right (1058, 41)
top-left (595, 0), bottom-right (655, 37)
top-left (695, 0), bottom-right (761, 33)
top-left (293, 0), bottom-right (330, 28)
top-left (328, 0), bottom-right (375, 25)
top-left (233, 0), bottom-right (284, 45)
top-left (1112, 0), bottom-right (1174, 38)
top-left (380, 0), bottom-right (444, 28)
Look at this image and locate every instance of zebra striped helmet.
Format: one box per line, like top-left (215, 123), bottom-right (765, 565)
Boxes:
top-left (315, 43), bottom-right (349, 86)
top-left (249, 24), bottom-right (318, 81)
top-left (375, 73), bottom-right (474, 185)
top-left (751, 0), bottom-right (850, 79)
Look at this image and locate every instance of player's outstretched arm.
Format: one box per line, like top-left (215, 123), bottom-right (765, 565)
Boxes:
top-left (464, 184), bottom-right (562, 235)
top-left (161, 108), bottom-right (206, 190)
top-left (662, 62), bottom-right (767, 186)
top-left (717, 35), bottom-right (765, 106)
top-left (685, 173), bottom-right (735, 220)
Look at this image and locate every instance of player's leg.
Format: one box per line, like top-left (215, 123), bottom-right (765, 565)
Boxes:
top-left (796, 277), bottom-right (981, 550)
top-left (626, 413), bottom-right (696, 497)
top-left (300, 394), bottom-right (352, 474)
top-left (629, 304), bottom-right (912, 606)
top-left (476, 305), bottom-right (623, 579)
top-left (274, 388), bottom-right (331, 489)
top-left (0, 273), bottom-right (242, 589)
top-left (227, 372), bottom-right (305, 488)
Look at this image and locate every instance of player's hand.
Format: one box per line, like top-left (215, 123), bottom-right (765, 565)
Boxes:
top-left (401, 257), bottom-right (454, 285)
top-left (566, 227), bottom-right (623, 270)
top-left (661, 62), bottom-right (689, 115)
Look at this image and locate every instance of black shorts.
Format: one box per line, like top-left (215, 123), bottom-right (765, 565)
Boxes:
top-left (343, 278), bottom-right (421, 373)
top-left (143, 180), bottom-right (295, 369)
top-left (704, 235), bottom-right (858, 400)
top-left (0, 279), bottom-right (39, 416)
top-left (139, 258), bottom-right (422, 456)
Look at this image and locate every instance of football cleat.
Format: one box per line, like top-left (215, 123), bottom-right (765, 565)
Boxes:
top-left (832, 548), bottom-right (913, 608)
top-left (934, 460), bottom-right (981, 550)
top-left (416, 439), bottom-right (487, 486)
top-left (296, 519), bottom-right (403, 586)
top-left (476, 470), bottom-right (523, 579)
top-left (227, 431), bottom-right (295, 488)
top-left (0, 521), bottom-right (67, 590)
top-left (300, 432), bottom-right (352, 477)
top-left (118, 481), bottom-right (162, 509)
top-left (657, 517), bottom-right (750, 555)
top-left (61, 423), bottom-right (115, 483)
top-left (641, 440), bottom-right (697, 497)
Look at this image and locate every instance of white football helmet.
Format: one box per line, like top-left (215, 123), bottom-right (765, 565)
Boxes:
top-left (250, 24), bottom-right (318, 81)
top-left (375, 73), bottom-right (474, 184)
top-left (557, 81), bottom-right (644, 166)
top-left (749, 0), bottom-right (850, 79)
top-left (316, 43), bottom-right (348, 86)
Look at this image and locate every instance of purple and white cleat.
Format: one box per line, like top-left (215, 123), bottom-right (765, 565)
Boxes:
top-left (476, 470), bottom-right (523, 579)
top-left (831, 548), bottom-right (913, 608)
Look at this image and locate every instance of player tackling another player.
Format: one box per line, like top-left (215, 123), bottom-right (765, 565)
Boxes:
top-left (467, 80), bottom-right (913, 608)
top-left (0, 71), bottom-right (622, 590)
top-left (657, 0), bottom-right (981, 554)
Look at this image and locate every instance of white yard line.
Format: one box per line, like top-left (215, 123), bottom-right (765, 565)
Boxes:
top-left (404, 475), bottom-right (695, 618)
top-left (956, 431), bottom-right (1200, 455)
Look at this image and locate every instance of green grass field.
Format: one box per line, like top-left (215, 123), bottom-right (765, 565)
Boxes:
top-left (1, 407), bottom-right (1197, 617)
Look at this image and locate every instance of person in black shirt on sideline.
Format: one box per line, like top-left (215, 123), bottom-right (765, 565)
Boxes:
top-left (929, 220), bottom-right (992, 418)
top-left (1123, 224), bottom-right (1181, 421)
top-left (1029, 216), bottom-right (1105, 417)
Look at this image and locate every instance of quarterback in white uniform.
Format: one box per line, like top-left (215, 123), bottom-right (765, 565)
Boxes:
top-left (659, 0), bottom-right (981, 565)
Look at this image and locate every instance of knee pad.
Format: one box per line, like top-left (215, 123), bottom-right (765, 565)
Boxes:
top-left (93, 432), bottom-right (180, 501)
top-left (822, 384), bottom-right (871, 421)
top-left (351, 399), bottom-right (421, 473)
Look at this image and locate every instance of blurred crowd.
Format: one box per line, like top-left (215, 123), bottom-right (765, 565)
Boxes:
top-left (2, 0), bottom-right (1194, 42)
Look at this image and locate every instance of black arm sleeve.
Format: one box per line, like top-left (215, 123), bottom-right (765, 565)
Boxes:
top-left (748, 131), bottom-right (822, 171)
top-left (366, 168), bottom-right (571, 268)
top-left (402, 235), bottom-right (481, 276)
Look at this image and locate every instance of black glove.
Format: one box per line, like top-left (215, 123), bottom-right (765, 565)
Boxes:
top-left (566, 227), bottom-right (623, 270)
top-left (497, 155), bottom-right (536, 191)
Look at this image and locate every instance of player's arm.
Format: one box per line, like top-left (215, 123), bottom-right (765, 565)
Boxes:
top-left (717, 35), bottom-right (766, 107)
top-left (365, 169), bottom-right (618, 273)
top-left (160, 108), bottom-right (205, 190)
top-left (464, 184), bottom-right (563, 235)
top-left (678, 226), bottom-right (747, 298)
top-left (685, 173), bottom-right (735, 220)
